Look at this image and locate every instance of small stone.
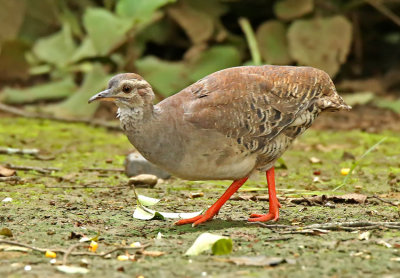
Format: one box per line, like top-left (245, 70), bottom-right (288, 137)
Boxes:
top-left (125, 153), bottom-right (171, 179)
top-left (47, 230), bottom-right (55, 235)
top-left (128, 174), bottom-right (158, 188)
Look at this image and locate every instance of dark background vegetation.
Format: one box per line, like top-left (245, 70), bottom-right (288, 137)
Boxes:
top-left (0, 0), bottom-right (400, 120)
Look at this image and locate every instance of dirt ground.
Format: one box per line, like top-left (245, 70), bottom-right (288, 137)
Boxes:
top-left (1, 114), bottom-right (400, 278)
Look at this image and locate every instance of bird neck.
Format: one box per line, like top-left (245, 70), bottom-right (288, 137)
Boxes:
top-left (117, 104), bottom-right (154, 132)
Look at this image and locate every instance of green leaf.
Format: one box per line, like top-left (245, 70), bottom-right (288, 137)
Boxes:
top-left (256, 20), bottom-right (292, 65)
top-left (42, 64), bottom-right (111, 119)
top-left (135, 56), bottom-right (191, 97)
top-left (274, 0), bottom-right (314, 21)
top-left (116, 0), bottom-right (176, 23)
top-left (212, 238), bottom-right (233, 255)
top-left (71, 38), bottom-right (98, 62)
top-left (375, 98), bottom-right (400, 114)
top-left (32, 24), bottom-right (77, 66)
top-left (1, 77), bottom-right (76, 104)
top-left (188, 46), bottom-right (241, 81)
top-left (167, 0), bottom-right (214, 44)
top-left (83, 8), bottom-right (133, 55)
top-left (288, 16), bottom-right (352, 77)
top-left (185, 233), bottom-right (233, 256)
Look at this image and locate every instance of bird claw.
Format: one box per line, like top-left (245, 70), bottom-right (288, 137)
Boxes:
top-left (248, 211), bottom-right (279, 222)
top-left (174, 214), bottom-right (214, 227)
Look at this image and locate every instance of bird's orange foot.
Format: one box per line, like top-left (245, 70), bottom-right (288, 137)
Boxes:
top-left (174, 213), bottom-right (215, 227)
top-left (248, 211), bottom-right (279, 222)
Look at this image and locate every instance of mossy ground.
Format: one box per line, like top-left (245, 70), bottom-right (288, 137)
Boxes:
top-left (1, 117), bottom-right (400, 277)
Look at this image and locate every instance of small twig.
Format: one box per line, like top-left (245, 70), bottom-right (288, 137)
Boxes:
top-left (83, 168), bottom-right (125, 173)
top-left (5, 164), bottom-right (60, 174)
top-left (334, 138), bottom-right (386, 191)
top-left (0, 147), bottom-right (39, 155)
top-left (264, 236), bottom-right (292, 242)
top-left (62, 242), bottom-right (84, 265)
top-left (370, 195), bottom-right (399, 207)
top-left (367, 0), bottom-right (400, 27)
top-left (0, 240), bottom-right (150, 258)
top-left (0, 176), bottom-right (21, 182)
top-left (0, 103), bottom-right (120, 131)
top-left (252, 221), bottom-right (400, 232)
top-left (46, 185), bottom-right (128, 189)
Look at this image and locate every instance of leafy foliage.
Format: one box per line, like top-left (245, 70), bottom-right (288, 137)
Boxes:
top-left (2, 0), bottom-right (396, 119)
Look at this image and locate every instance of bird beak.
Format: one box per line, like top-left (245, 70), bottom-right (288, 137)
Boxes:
top-left (88, 89), bottom-right (115, 103)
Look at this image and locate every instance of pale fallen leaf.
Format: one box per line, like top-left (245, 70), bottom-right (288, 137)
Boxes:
top-left (358, 231), bottom-right (371, 241)
top-left (377, 239), bottom-right (392, 248)
top-left (185, 233), bottom-right (233, 256)
top-left (56, 265), bottom-right (89, 274)
top-left (0, 165), bottom-right (16, 177)
top-left (133, 205), bottom-right (203, 220)
top-left (309, 157), bottom-right (321, 164)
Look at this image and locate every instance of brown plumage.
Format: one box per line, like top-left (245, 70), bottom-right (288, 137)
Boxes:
top-left (89, 65), bottom-right (351, 226)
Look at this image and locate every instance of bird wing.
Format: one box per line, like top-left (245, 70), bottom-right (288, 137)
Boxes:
top-left (183, 66), bottom-right (331, 148)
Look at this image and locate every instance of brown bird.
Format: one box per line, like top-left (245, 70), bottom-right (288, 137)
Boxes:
top-left (89, 65), bottom-right (350, 226)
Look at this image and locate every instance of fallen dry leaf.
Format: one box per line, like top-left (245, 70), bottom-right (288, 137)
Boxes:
top-left (290, 193), bottom-right (367, 205)
top-left (0, 165), bottom-right (16, 177)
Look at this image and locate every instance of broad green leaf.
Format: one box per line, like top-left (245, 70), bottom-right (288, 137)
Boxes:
top-left (288, 16), bottom-right (352, 77)
top-left (42, 64), bottom-right (111, 119)
top-left (211, 238), bottom-right (233, 255)
top-left (71, 38), bottom-right (98, 62)
top-left (83, 8), bottom-right (133, 55)
top-left (256, 20), bottom-right (292, 65)
top-left (342, 92), bottom-right (375, 106)
top-left (133, 205), bottom-right (203, 220)
top-left (274, 0), bottom-right (314, 21)
top-left (167, 0), bottom-right (214, 44)
top-left (135, 56), bottom-right (191, 97)
top-left (1, 77), bottom-right (76, 104)
top-left (18, 0), bottom-right (60, 43)
top-left (375, 98), bottom-right (400, 114)
top-left (32, 24), bottom-right (77, 66)
top-left (188, 46), bottom-right (241, 81)
top-left (185, 233), bottom-right (233, 256)
top-left (138, 194), bottom-right (160, 206)
top-left (0, 0), bottom-right (26, 43)
top-left (116, 0), bottom-right (176, 23)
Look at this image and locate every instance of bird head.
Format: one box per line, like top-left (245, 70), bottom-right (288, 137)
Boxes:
top-left (88, 73), bottom-right (154, 108)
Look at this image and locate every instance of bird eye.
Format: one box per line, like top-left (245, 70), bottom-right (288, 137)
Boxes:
top-left (122, 85), bottom-right (131, 93)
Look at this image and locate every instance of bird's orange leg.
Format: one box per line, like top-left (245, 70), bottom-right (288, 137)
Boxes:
top-left (248, 167), bottom-right (280, 222)
top-left (174, 177), bottom-right (248, 227)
